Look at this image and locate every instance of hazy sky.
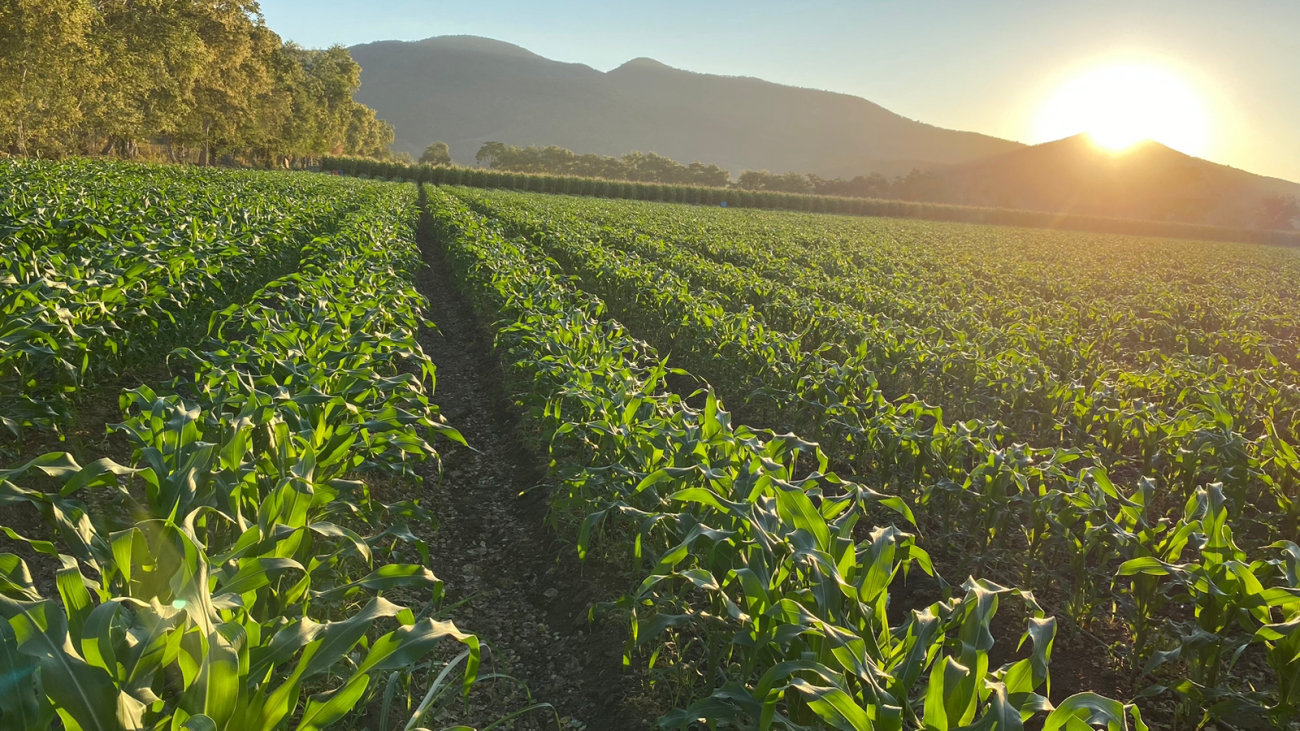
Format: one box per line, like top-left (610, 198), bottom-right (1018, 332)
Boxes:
top-left (261, 0), bottom-right (1300, 183)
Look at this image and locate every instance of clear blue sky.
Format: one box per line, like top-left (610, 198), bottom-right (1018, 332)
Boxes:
top-left (260, 0), bottom-right (1300, 183)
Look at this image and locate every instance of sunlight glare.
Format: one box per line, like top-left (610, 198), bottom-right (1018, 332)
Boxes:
top-left (1035, 62), bottom-right (1210, 155)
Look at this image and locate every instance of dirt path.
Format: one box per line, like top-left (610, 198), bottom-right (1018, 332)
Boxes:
top-left (411, 212), bottom-right (654, 730)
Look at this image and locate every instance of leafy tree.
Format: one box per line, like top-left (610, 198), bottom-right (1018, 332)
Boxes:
top-left (420, 141), bottom-right (452, 165)
top-left (0, 0), bottom-right (97, 155)
top-left (819, 173), bottom-right (890, 198)
top-left (264, 44), bottom-right (393, 164)
top-left (737, 170), bottom-right (812, 193)
top-left (180, 2), bottom-right (278, 164)
top-left (1260, 194), bottom-right (1299, 230)
top-left (0, 1), bottom-right (394, 164)
top-left (476, 141), bottom-right (507, 167)
top-left (89, 1), bottom-right (207, 158)
top-left (345, 104), bottom-right (394, 158)
top-left (892, 168), bottom-right (948, 202)
top-left (687, 161), bottom-right (729, 187)
top-left (476, 142), bottom-right (731, 186)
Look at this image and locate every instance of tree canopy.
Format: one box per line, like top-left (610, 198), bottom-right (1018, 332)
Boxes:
top-left (0, 0), bottom-right (393, 164)
top-left (471, 142), bottom-right (950, 200)
top-left (1260, 194), bottom-right (1299, 231)
top-left (475, 143), bottom-right (730, 187)
top-left (736, 168), bottom-right (947, 201)
top-left (420, 142), bottom-right (452, 166)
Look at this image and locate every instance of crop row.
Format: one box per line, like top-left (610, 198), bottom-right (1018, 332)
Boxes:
top-left (447, 186), bottom-right (1300, 726)
top-left (454, 191), bottom-right (1300, 543)
top-left (422, 185), bottom-right (1146, 729)
top-left (0, 159), bottom-right (379, 441)
top-left (0, 173), bottom-right (475, 730)
top-left (326, 154), bottom-right (1300, 247)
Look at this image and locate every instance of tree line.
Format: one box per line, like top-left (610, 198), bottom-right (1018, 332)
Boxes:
top-left (327, 154), bottom-right (1300, 245)
top-left (457, 141), bottom-right (951, 199)
top-left (473, 142), bottom-right (730, 187)
top-left (0, 0), bottom-right (393, 165)
top-left (437, 141), bottom-right (1298, 230)
top-left (736, 168), bottom-right (949, 200)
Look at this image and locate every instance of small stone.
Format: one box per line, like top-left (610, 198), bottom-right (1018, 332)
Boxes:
top-left (543, 588), bottom-right (559, 600)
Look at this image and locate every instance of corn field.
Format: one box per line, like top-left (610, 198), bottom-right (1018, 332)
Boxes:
top-left (325, 155), bottom-right (1300, 248)
top-left (2, 158), bottom-right (1296, 728)
top-left (1, 160), bottom-right (475, 730)
top-left (427, 186), bottom-right (1298, 729)
top-left (422, 188), bottom-right (1154, 730)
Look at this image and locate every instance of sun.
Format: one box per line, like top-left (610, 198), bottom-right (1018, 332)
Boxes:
top-left (1034, 61), bottom-right (1210, 155)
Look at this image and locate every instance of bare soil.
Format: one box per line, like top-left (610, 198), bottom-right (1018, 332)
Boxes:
top-left (404, 212), bottom-right (657, 730)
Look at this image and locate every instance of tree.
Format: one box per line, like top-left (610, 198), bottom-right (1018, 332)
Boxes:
top-left (160, 0), bottom-right (278, 165)
top-left (736, 170), bottom-right (812, 193)
top-left (1260, 194), bottom-right (1299, 231)
top-left (0, 0), bottom-right (97, 155)
top-left (344, 104), bottom-right (394, 158)
top-left (89, 0), bottom-right (209, 158)
top-left (0, 0), bottom-right (394, 165)
top-left (687, 161), bottom-right (729, 187)
top-left (892, 168), bottom-right (947, 202)
top-left (420, 141), bottom-right (451, 166)
top-left (476, 141), bottom-right (506, 167)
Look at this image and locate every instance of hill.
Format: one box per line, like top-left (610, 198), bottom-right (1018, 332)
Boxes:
top-left (938, 135), bottom-right (1300, 228)
top-left (347, 35), bottom-right (1021, 177)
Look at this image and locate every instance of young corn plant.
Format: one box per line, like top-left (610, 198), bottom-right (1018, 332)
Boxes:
top-left (448, 184), bottom-right (1300, 724)
top-left (1, 175), bottom-right (479, 729)
top-left (425, 188), bottom-right (1146, 729)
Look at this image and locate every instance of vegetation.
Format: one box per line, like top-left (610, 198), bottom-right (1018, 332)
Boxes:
top-left (419, 142), bottom-right (452, 166)
top-left (0, 1), bottom-right (392, 163)
top-left (424, 186), bottom-right (1143, 729)
top-left (466, 142), bottom-right (945, 196)
top-left (327, 155), bottom-right (1300, 247)
top-left (474, 142), bottom-right (730, 186)
top-left (735, 168), bottom-right (948, 200)
top-left (1260, 194), bottom-right (1299, 230)
top-left (440, 185), bottom-right (1300, 727)
top-left (6, 155), bottom-right (1298, 727)
top-left (0, 159), bottom-right (360, 439)
top-left (0, 161), bottom-right (475, 728)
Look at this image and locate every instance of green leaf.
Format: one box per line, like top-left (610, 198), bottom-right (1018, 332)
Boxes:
top-left (0, 597), bottom-right (117, 731)
top-left (1115, 557), bottom-right (1173, 577)
top-left (182, 715), bottom-right (219, 731)
top-left (773, 483), bottom-right (830, 550)
top-left (0, 619), bottom-right (48, 730)
top-left (789, 678), bottom-right (872, 731)
top-left (294, 675), bottom-right (371, 731)
top-left (1043, 693), bottom-right (1146, 731)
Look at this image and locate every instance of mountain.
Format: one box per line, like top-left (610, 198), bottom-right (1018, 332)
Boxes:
top-left (347, 35), bottom-right (1021, 178)
top-left (347, 36), bottom-right (1298, 230)
top-left (936, 135), bottom-right (1300, 228)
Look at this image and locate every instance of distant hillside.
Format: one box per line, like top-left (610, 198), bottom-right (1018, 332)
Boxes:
top-left (347, 35), bottom-right (1021, 178)
top-left (939, 135), bottom-right (1300, 228)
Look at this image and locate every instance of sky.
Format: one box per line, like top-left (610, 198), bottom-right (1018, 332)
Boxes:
top-left (260, 0), bottom-right (1300, 183)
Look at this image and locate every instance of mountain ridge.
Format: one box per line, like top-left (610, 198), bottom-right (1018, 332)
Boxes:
top-left (347, 35), bottom-right (1023, 178)
top-left (348, 35), bottom-right (1297, 228)
top-left (942, 134), bottom-right (1300, 227)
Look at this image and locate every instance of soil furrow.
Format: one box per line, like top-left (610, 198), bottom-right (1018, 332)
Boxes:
top-left (412, 208), bottom-right (654, 730)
